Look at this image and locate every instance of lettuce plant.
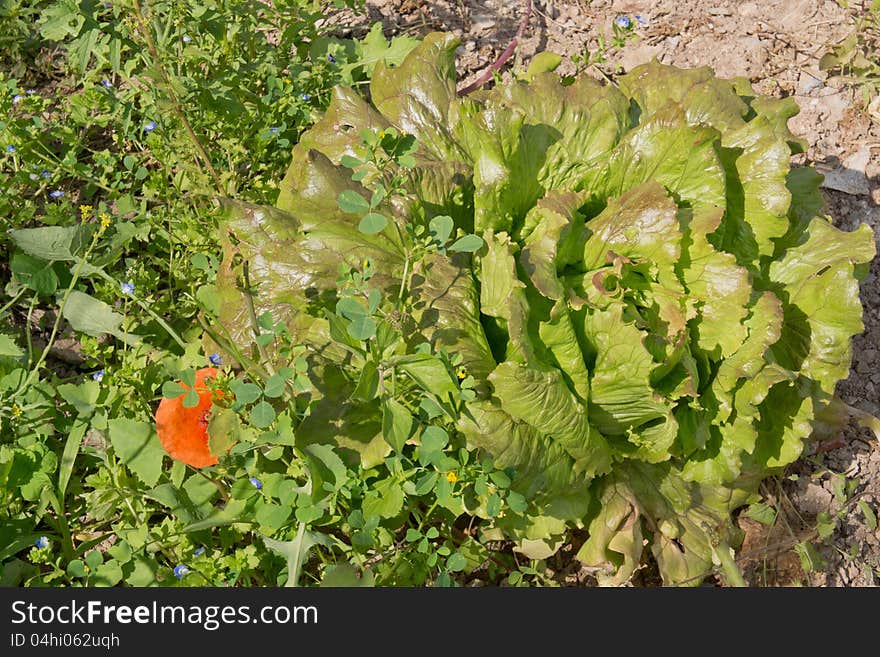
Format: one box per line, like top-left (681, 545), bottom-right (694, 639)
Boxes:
top-left (212, 34), bottom-right (877, 585)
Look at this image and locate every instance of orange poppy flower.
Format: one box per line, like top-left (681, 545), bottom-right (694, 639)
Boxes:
top-left (156, 367), bottom-right (223, 468)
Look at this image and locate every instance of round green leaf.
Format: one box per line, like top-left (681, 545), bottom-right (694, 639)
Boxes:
top-left (486, 493), bottom-right (502, 517)
top-left (338, 189), bottom-right (370, 214)
top-left (181, 387), bottom-right (200, 408)
top-left (85, 549), bottom-right (103, 569)
top-left (336, 297), bottom-right (367, 320)
top-left (429, 215), bottom-right (454, 245)
top-left (358, 212), bottom-right (388, 235)
top-left (66, 559), bottom-right (86, 578)
top-left (161, 381), bottom-right (186, 399)
top-left (229, 380), bottom-right (262, 404)
top-left (347, 316), bottom-right (377, 341)
top-left (263, 373), bottom-right (286, 398)
top-left (448, 234), bottom-right (484, 252)
top-left (446, 552), bottom-right (468, 572)
top-left (506, 491), bottom-right (528, 514)
top-left (250, 401), bottom-right (276, 428)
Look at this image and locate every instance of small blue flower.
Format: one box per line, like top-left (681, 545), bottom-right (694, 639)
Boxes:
top-left (182, 35), bottom-right (192, 43)
top-left (208, 353), bottom-right (222, 366)
top-left (327, 53), bottom-right (336, 63)
top-left (121, 282), bottom-right (135, 296)
top-left (6, 145), bottom-right (15, 153)
top-left (49, 190), bottom-right (65, 199)
top-left (25, 89), bottom-right (35, 95)
top-left (143, 120), bottom-right (157, 132)
top-left (300, 93), bottom-right (311, 101)
top-left (269, 126), bottom-right (280, 134)
top-left (249, 477), bottom-right (263, 489)
top-left (615, 16), bottom-right (631, 29)
top-left (92, 369), bottom-right (105, 382)
top-left (12, 94), bottom-right (23, 104)
top-left (173, 564), bottom-right (191, 579)
top-left (101, 79), bottom-right (113, 89)
top-left (41, 170), bottom-right (51, 179)
top-left (193, 546), bottom-right (206, 556)
top-left (635, 15), bottom-right (648, 26)
top-left (35, 536), bottom-right (49, 549)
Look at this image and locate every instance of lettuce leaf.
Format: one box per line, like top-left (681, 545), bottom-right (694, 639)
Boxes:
top-left (211, 33), bottom-right (877, 586)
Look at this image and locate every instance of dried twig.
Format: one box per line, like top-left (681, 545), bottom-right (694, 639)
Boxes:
top-left (457, 0), bottom-right (534, 96)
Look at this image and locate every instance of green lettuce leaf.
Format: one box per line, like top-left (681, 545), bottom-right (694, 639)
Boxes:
top-left (209, 32), bottom-right (877, 587)
top-left (490, 361), bottom-right (612, 479)
top-left (370, 32), bottom-right (467, 162)
top-left (769, 217), bottom-right (875, 393)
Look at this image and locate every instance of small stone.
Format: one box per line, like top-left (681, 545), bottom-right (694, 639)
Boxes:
top-left (798, 482), bottom-right (833, 516)
top-left (471, 14), bottom-right (496, 32)
top-left (797, 70), bottom-right (825, 96)
top-left (618, 43), bottom-right (663, 72)
top-left (820, 147), bottom-right (871, 196)
top-left (868, 95), bottom-right (880, 123)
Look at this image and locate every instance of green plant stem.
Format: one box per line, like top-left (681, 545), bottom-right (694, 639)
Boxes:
top-left (129, 0), bottom-right (224, 195)
top-left (28, 141), bottom-right (115, 194)
top-left (0, 287), bottom-right (26, 315)
top-left (13, 231), bottom-right (101, 401)
top-left (44, 490), bottom-right (74, 562)
top-left (713, 538), bottom-right (748, 587)
top-left (242, 261), bottom-right (275, 375)
top-left (24, 293), bottom-right (38, 369)
top-left (193, 469), bottom-right (229, 503)
top-left (397, 254), bottom-right (410, 304)
top-left (90, 269), bottom-right (187, 349)
top-left (197, 315), bottom-right (270, 382)
top-left (417, 500), bottom-right (439, 533)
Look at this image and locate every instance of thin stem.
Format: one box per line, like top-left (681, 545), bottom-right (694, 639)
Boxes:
top-left (89, 268), bottom-right (188, 349)
top-left (457, 0), bottom-right (534, 96)
top-left (397, 255), bottom-right (410, 304)
top-left (417, 500), bottom-right (440, 533)
top-left (0, 287), bottom-right (26, 315)
top-left (44, 490), bottom-right (74, 562)
top-left (242, 261), bottom-right (275, 375)
top-left (28, 140), bottom-right (115, 194)
top-left (197, 315), bottom-right (270, 382)
top-left (129, 0), bottom-right (224, 195)
top-left (24, 293), bottom-right (38, 369)
top-left (713, 537), bottom-right (749, 587)
top-left (13, 230), bottom-right (102, 400)
top-left (193, 468), bottom-right (229, 503)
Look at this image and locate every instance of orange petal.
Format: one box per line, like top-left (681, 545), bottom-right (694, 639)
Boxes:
top-left (155, 367), bottom-right (220, 468)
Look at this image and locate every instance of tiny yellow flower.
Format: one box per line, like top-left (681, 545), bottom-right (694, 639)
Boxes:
top-left (362, 259), bottom-right (370, 269)
top-left (456, 367), bottom-right (467, 382)
top-left (284, 78), bottom-right (291, 84)
top-left (446, 471), bottom-right (458, 483)
top-left (79, 204), bottom-right (93, 218)
top-left (377, 130), bottom-right (386, 139)
top-left (10, 404), bottom-right (22, 418)
top-left (99, 212), bottom-right (111, 231)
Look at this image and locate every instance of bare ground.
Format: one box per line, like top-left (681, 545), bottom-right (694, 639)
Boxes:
top-left (322, 0), bottom-right (880, 586)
